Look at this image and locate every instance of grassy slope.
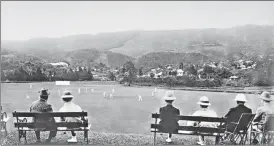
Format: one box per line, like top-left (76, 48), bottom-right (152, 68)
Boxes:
top-left (3, 131), bottom-right (215, 145)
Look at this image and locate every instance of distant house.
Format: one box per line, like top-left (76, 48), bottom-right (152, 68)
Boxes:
top-left (230, 76), bottom-right (239, 80)
top-left (49, 62), bottom-right (69, 68)
top-left (177, 69), bottom-right (184, 76)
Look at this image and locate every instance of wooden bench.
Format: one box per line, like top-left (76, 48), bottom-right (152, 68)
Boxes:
top-left (13, 111), bottom-right (90, 144)
top-left (151, 113), bottom-right (227, 145)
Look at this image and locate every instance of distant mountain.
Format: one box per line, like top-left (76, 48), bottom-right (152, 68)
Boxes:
top-left (1, 25), bottom-right (273, 71)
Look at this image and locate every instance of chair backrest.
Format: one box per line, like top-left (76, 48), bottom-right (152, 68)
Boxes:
top-left (235, 113), bottom-right (255, 132)
top-left (264, 114), bottom-right (274, 132)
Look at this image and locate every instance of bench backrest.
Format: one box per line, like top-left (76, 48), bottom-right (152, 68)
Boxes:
top-left (151, 113), bottom-right (226, 134)
top-left (13, 112), bottom-right (87, 117)
top-left (13, 111), bottom-right (88, 129)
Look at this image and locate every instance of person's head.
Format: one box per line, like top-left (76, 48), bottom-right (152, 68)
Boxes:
top-left (165, 100), bottom-right (174, 104)
top-left (163, 91), bottom-right (176, 105)
top-left (197, 96), bottom-right (211, 108)
top-left (259, 91), bottom-right (272, 105)
top-left (61, 91), bottom-right (74, 103)
top-left (39, 88), bottom-right (50, 101)
top-left (235, 94), bottom-right (247, 105)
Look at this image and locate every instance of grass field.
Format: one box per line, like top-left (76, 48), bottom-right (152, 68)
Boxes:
top-left (1, 81), bottom-right (274, 144)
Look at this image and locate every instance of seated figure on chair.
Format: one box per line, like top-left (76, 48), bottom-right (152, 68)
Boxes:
top-left (222, 94), bottom-right (252, 138)
top-left (29, 88), bottom-right (57, 143)
top-left (159, 91), bottom-right (180, 143)
top-left (187, 96), bottom-right (218, 145)
top-left (251, 91), bottom-right (273, 144)
top-left (59, 91), bottom-right (84, 143)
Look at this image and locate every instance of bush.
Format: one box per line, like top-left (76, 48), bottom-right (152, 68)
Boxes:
top-left (135, 76), bottom-right (222, 87)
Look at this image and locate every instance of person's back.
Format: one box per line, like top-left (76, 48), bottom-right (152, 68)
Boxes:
top-left (29, 88), bottom-right (57, 143)
top-left (30, 99), bottom-right (55, 123)
top-left (59, 91), bottom-right (83, 143)
top-left (225, 104), bottom-right (252, 124)
top-left (188, 108), bottom-right (218, 128)
top-left (187, 96), bottom-right (217, 145)
top-left (159, 91), bottom-right (180, 143)
top-left (159, 104), bottom-right (180, 132)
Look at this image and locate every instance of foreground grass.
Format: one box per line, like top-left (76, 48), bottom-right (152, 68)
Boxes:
top-left (3, 131), bottom-right (216, 145)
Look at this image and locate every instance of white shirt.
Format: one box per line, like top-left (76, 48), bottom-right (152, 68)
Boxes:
top-left (59, 102), bottom-right (82, 122)
top-left (187, 108), bottom-right (218, 128)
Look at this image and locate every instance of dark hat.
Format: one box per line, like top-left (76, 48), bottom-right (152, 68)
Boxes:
top-left (38, 88), bottom-right (50, 97)
top-left (61, 90), bottom-right (73, 99)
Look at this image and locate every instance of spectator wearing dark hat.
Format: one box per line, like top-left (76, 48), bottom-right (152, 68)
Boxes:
top-left (59, 91), bottom-right (83, 143)
top-left (251, 91), bottom-right (273, 144)
top-left (253, 92), bottom-right (273, 130)
top-left (29, 88), bottom-right (57, 143)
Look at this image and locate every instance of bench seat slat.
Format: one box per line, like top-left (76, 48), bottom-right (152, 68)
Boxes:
top-left (151, 124), bottom-right (225, 133)
top-left (15, 122), bottom-right (88, 128)
top-left (152, 114), bottom-right (226, 122)
top-left (150, 128), bottom-right (225, 136)
top-left (18, 127), bottom-right (90, 131)
top-left (13, 112), bottom-right (87, 117)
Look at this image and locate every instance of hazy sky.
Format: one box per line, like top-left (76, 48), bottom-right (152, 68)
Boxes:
top-left (1, 1), bottom-right (274, 41)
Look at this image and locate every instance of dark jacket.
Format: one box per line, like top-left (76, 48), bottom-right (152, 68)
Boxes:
top-left (159, 105), bottom-right (180, 133)
top-left (30, 99), bottom-right (56, 130)
top-left (224, 104), bottom-right (252, 132)
top-left (225, 104), bottom-right (252, 124)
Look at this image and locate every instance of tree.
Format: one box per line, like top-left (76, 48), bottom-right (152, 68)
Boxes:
top-left (150, 73), bottom-right (155, 78)
top-left (108, 72), bottom-right (116, 81)
top-left (122, 61), bottom-right (137, 86)
top-left (138, 68), bottom-right (143, 76)
top-left (203, 65), bottom-right (215, 79)
top-left (179, 62), bottom-right (184, 69)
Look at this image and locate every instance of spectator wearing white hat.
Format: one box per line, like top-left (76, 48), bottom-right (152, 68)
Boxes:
top-left (59, 91), bottom-right (83, 143)
top-left (223, 94), bottom-right (252, 132)
top-left (159, 91), bottom-right (180, 143)
top-left (187, 96), bottom-right (218, 145)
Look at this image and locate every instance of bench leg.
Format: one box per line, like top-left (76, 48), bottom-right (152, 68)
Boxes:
top-left (84, 130), bottom-right (88, 144)
top-left (153, 131), bottom-right (156, 145)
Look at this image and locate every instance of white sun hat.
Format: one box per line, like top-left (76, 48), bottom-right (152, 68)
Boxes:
top-left (235, 94), bottom-right (247, 102)
top-left (163, 91), bottom-right (176, 101)
top-left (61, 90), bottom-right (74, 99)
top-left (197, 96), bottom-right (211, 106)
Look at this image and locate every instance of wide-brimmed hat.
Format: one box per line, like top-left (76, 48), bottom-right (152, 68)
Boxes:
top-left (61, 90), bottom-right (74, 99)
top-left (197, 96), bottom-right (211, 106)
top-left (259, 91), bottom-right (273, 101)
top-left (163, 91), bottom-right (176, 101)
top-left (38, 88), bottom-right (50, 97)
top-left (235, 94), bottom-right (247, 102)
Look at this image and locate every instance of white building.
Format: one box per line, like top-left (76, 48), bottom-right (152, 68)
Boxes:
top-left (177, 69), bottom-right (184, 76)
top-left (49, 62), bottom-right (69, 68)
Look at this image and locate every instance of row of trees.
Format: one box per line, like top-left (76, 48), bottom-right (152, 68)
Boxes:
top-left (1, 63), bottom-right (94, 81)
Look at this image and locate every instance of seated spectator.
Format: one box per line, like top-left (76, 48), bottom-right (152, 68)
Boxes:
top-left (224, 94), bottom-right (252, 132)
top-left (29, 88), bottom-right (57, 143)
top-left (187, 96), bottom-right (218, 145)
top-left (251, 91), bottom-right (273, 144)
top-left (59, 91), bottom-right (83, 143)
top-left (159, 91), bottom-right (180, 143)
